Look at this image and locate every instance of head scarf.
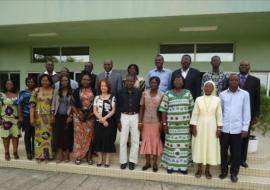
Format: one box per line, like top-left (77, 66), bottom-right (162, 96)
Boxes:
top-left (203, 80), bottom-right (217, 96)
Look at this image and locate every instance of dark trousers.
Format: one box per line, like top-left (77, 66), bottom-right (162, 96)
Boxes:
top-left (241, 125), bottom-right (251, 164)
top-left (220, 132), bottom-right (242, 176)
top-left (23, 117), bottom-right (35, 155)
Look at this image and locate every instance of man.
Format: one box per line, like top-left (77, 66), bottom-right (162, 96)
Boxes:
top-left (38, 60), bottom-right (59, 85)
top-left (17, 76), bottom-right (37, 160)
top-left (201, 56), bottom-right (228, 95)
top-left (95, 59), bottom-right (122, 96)
top-left (81, 62), bottom-right (97, 92)
top-left (219, 74), bottom-right (251, 183)
top-left (238, 61), bottom-right (260, 168)
top-left (146, 54), bottom-right (172, 93)
top-left (117, 75), bottom-right (142, 170)
top-left (54, 67), bottom-right (78, 90)
top-left (171, 54), bottom-right (201, 100)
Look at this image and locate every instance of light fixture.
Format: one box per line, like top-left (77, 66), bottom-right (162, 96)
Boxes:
top-left (28, 33), bottom-right (58, 37)
top-left (179, 26), bottom-right (218, 32)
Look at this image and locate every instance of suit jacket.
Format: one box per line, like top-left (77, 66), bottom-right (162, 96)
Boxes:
top-left (95, 70), bottom-right (122, 96)
top-left (171, 67), bottom-right (201, 100)
top-left (240, 74), bottom-right (260, 119)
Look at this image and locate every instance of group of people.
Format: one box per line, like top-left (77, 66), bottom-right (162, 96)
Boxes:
top-left (0, 54), bottom-right (260, 183)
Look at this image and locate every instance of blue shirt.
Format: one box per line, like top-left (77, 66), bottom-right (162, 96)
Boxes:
top-left (220, 88), bottom-right (251, 134)
top-left (17, 89), bottom-right (32, 117)
top-left (146, 68), bottom-right (172, 92)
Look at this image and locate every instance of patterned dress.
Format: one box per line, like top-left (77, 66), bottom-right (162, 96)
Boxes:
top-left (201, 72), bottom-right (228, 95)
top-left (0, 93), bottom-right (20, 138)
top-left (73, 88), bottom-right (95, 160)
top-left (158, 89), bottom-right (194, 171)
top-left (30, 88), bottom-right (53, 159)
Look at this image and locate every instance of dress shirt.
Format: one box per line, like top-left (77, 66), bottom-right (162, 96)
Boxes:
top-left (117, 87), bottom-right (142, 113)
top-left (220, 88), bottom-right (251, 134)
top-left (181, 68), bottom-right (190, 79)
top-left (146, 68), bottom-right (172, 92)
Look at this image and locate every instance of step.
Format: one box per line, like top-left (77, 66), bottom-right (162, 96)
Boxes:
top-left (0, 158), bottom-right (269, 190)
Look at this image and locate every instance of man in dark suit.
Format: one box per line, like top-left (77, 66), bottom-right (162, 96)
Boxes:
top-left (171, 54), bottom-right (201, 100)
top-left (95, 59), bottom-right (122, 96)
top-left (239, 61), bottom-right (260, 168)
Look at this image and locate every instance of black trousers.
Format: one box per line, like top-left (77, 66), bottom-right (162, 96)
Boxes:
top-left (23, 117), bottom-right (35, 155)
top-left (220, 132), bottom-right (242, 176)
top-left (241, 125), bottom-right (251, 164)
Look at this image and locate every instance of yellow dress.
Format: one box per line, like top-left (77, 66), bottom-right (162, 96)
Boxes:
top-left (190, 95), bottom-right (222, 165)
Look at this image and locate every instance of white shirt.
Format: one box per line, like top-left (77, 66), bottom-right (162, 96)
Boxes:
top-left (181, 68), bottom-right (190, 79)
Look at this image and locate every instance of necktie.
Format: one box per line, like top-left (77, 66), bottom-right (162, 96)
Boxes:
top-left (240, 75), bottom-right (246, 88)
top-left (105, 72), bottom-right (110, 80)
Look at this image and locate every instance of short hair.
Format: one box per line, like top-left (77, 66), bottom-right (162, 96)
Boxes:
top-left (172, 75), bottom-right (185, 88)
top-left (149, 76), bottom-right (160, 85)
top-left (182, 54), bottom-right (191, 61)
top-left (99, 79), bottom-right (111, 94)
top-left (211, 56), bottom-right (221, 61)
top-left (38, 74), bottom-right (53, 87)
top-left (25, 76), bottom-right (37, 85)
top-left (156, 54), bottom-right (164, 61)
top-left (3, 79), bottom-right (17, 93)
top-left (127, 64), bottom-right (140, 75)
top-left (125, 74), bottom-right (136, 81)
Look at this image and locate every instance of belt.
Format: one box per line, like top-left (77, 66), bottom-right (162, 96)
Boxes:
top-left (122, 112), bottom-right (138, 115)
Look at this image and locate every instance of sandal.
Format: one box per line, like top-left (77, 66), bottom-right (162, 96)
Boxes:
top-left (75, 159), bottom-right (81, 165)
top-left (13, 152), bottom-right (19, 160)
top-left (87, 159), bottom-right (94, 165)
top-left (5, 152), bottom-right (11, 161)
top-left (205, 171), bottom-right (212, 179)
top-left (195, 170), bottom-right (202, 178)
top-left (142, 164), bottom-right (151, 171)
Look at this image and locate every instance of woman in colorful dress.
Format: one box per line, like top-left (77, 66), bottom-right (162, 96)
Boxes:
top-left (30, 74), bottom-right (54, 163)
top-left (0, 79), bottom-right (20, 161)
top-left (139, 76), bottom-right (163, 172)
top-left (72, 73), bottom-right (95, 165)
top-left (52, 75), bottom-right (74, 163)
top-left (190, 80), bottom-right (223, 179)
top-left (158, 75), bottom-right (194, 174)
top-left (93, 80), bottom-right (116, 168)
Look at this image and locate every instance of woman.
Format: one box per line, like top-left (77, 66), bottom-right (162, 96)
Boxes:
top-left (52, 75), bottom-right (74, 163)
top-left (30, 74), bottom-right (54, 163)
top-left (190, 80), bottom-right (222, 179)
top-left (139, 76), bottom-right (163, 172)
top-left (0, 79), bottom-right (20, 160)
top-left (123, 64), bottom-right (145, 91)
top-left (93, 80), bottom-right (116, 167)
top-left (158, 75), bottom-right (194, 174)
top-left (72, 73), bottom-right (95, 165)
top-left (17, 76), bottom-right (37, 160)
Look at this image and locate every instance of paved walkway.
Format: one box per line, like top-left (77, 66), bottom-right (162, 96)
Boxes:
top-left (0, 168), bottom-right (227, 190)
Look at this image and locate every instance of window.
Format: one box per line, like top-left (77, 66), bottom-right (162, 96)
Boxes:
top-left (160, 43), bottom-right (234, 62)
top-left (32, 46), bottom-right (89, 63)
top-left (0, 72), bottom-right (20, 92)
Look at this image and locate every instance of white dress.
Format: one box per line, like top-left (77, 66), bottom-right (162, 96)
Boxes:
top-left (190, 95), bottom-right (223, 165)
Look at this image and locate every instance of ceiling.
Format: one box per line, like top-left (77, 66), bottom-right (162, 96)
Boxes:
top-left (0, 12), bottom-right (269, 43)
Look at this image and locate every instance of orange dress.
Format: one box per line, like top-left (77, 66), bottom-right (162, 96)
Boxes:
top-left (73, 88), bottom-right (95, 160)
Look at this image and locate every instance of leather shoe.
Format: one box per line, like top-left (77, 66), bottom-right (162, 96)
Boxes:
top-left (241, 162), bottom-right (248, 168)
top-left (219, 173), bottom-right (227, 179)
top-left (129, 162), bottom-right (135, 170)
top-left (230, 174), bottom-right (238, 183)
top-left (120, 163), bottom-right (127, 169)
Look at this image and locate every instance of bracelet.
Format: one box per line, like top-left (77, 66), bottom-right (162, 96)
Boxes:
top-left (162, 122), bottom-right (167, 126)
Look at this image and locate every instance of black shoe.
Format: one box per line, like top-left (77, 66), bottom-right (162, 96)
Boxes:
top-left (219, 173), bottom-right (228, 179)
top-left (167, 169), bottom-right (173, 174)
top-left (179, 170), bottom-right (188, 175)
top-left (241, 162), bottom-right (248, 168)
top-left (153, 164), bottom-right (158, 172)
top-left (230, 174), bottom-right (238, 183)
top-left (27, 154), bottom-right (33, 160)
top-left (142, 164), bottom-right (151, 171)
top-left (120, 163), bottom-right (127, 170)
top-left (129, 162), bottom-right (135, 170)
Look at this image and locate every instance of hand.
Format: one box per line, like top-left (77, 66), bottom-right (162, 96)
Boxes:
top-left (138, 123), bottom-right (143, 132)
top-left (192, 125), bottom-right (197, 137)
top-left (103, 121), bottom-right (109, 127)
top-left (216, 130), bottom-right (221, 138)
top-left (117, 123), bottom-right (122, 132)
top-left (241, 131), bottom-right (249, 138)
top-left (251, 117), bottom-right (259, 126)
top-left (100, 117), bottom-right (106, 124)
top-left (67, 116), bottom-right (73, 124)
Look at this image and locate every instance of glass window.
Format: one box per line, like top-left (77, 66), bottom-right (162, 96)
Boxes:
top-left (160, 44), bottom-right (195, 62)
top-left (196, 43), bottom-right (234, 62)
top-left (32, 47), bottom-right (60, 63)
top-left (61, 47), bottom-right (89, 63)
